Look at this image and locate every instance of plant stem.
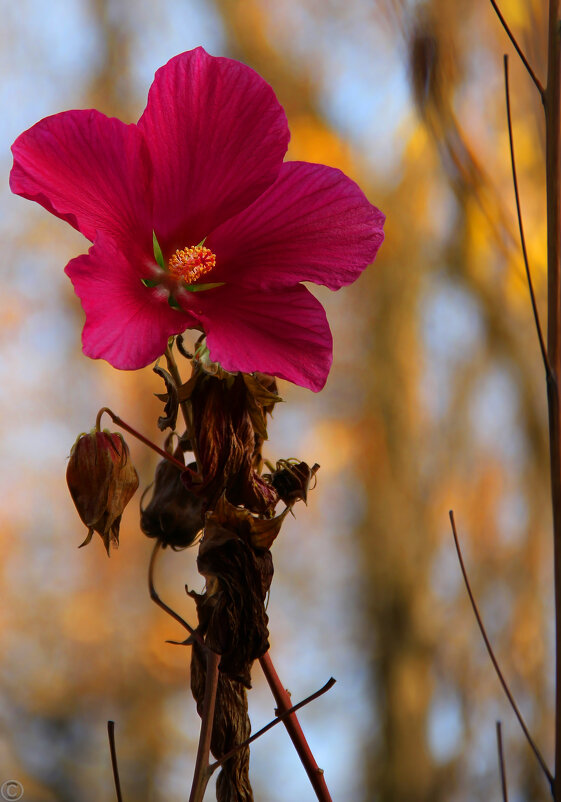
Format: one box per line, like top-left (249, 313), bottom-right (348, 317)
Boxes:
top-left (546, 3), bottom-right (561, 799)
top-left (503, 54), bottom-right (550, 375)
top-left (107, 721), bottom-right (123, 802)
top-left (148, 540), bottom-right (198, 639)
top-left (96, 407), bottom-right (186, 471)
top-left (449, 512), bottom-right (552, 786)
top-left (496, 721), bottom-right (509, 802)
top-left (188, 650), bottom-right (221, 802)
top-left (209, 677), bottom-right (336, 774)
top-left (259, 652), bottom-right (333, 802)
top-left (489, 0), bottom-right (545, 96)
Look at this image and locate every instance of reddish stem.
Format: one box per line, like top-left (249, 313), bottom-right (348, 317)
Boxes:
top-left (259, 651), bottom-right (333, 802)
top-left (210, 677), bottom-right (336, 773)
top-left (96, 407), bottom-right (186, 471)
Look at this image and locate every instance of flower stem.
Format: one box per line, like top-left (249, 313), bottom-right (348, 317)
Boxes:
top-left (96, 407), bottom-right (186, 471)
top-left (208, 676), bottom-right (335, 774)
top-left (259, 651), bottom-right (333, 802)
top-left (188, 650), bottom-right (221, 802)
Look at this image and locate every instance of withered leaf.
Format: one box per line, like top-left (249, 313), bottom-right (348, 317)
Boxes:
top-left (153, 364), bottom-right (179, 431)
top-left (175, 333), bottom-right (193, 360)
top-left (141, 458), bottom-right (204, 549)
top-left (194, 513), bottom-right (274, 684)
top-left (209, 493), bottom-right (289, 550)
top-left (242, 373), bottom-right (282, 441)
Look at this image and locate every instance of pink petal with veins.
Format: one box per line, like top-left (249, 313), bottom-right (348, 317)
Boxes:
top-left (10, 110), bottom-right (152, 246)
top-left (138, 48), bottom-right (289, 253)
top-left (208, 161), bottom-right (385, 289)
top-left (188, 283), bottom-right (333, 392)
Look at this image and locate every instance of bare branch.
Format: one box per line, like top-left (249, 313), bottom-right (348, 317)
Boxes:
top-left (107, 721), bottom-right (124, 802)
top-left (209, 677), bottom-right (336, 774)
top-left (503, 55), bottom-right (551, 378)
top-left (496, 721), bottom-right (509, 802)
top-left (449, 511), bottom-right (553, 788)
top-left (489, 0), bottom-right (545, 97)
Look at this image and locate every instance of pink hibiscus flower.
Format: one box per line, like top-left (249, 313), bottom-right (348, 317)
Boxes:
top-left (10, 47), bottom-right (384, 391)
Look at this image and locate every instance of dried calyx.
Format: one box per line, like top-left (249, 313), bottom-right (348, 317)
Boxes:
top-left (66, 429), bottom-right (139, 555)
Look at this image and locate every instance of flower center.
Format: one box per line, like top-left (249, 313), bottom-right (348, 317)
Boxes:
top-left (168, 245), bottom-right (216, 284)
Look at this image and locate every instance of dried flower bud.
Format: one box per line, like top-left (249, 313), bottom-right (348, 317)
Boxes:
top-left (267, 460), bottom-right (319, 507)
top-left (66, 430), bottom-right (139, 555)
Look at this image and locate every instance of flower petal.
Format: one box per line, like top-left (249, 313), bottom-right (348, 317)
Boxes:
top-left (208, 161), bottom-right (385, 289)
top-left (65, 234), bottom-right (198, 369)
top-left (10, 110), bottom-right (152, 245)
top-left (138, 48), bottom-right (289, 251)
top-left (188, 284), bottom-right (333, 391)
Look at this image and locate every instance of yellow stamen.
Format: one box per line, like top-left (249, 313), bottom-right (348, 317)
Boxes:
top-left (168, 245), bottom-right (216, 284)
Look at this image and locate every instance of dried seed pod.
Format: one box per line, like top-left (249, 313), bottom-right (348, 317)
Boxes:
top-left (267, 460), bottom-right (319, 507)
top-left (66, 430), bottom-right (139, 555)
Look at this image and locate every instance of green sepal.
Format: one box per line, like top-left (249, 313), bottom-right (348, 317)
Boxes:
top-left (141, 278), bottom-right (160, 288)
top-left (168, 295), bottom-right (182, 310)
top-left (183, 282), bottom-right (225, 293)
top-left (153, 231), bottom-right (165, 270)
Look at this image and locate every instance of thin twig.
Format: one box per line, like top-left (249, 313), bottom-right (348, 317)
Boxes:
top-left (449, 511), bottom-right (553, 789)
top-left (489, 0), bottom-right (544, 97)
top-left (545, 4), bottom-right (561, 796)
top-left (107, 721), bottom-right (123, 802)
top-left (259, 651), bottom-right (333, 802)
top-left (148, 540), bottom-right (198, 639)
top-left (96, 407), bottom-right (186, 471)
top-left (209, 677), bottom-right (336, 774)
top-left (504, 55), bottom-right (551, 378)
top-left (496, 721), bottom-right (509, 802)
top-left (188, 650), bottom-right (221, 802)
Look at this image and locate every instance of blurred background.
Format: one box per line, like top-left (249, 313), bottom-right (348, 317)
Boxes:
top-left (0, 0), bottom-right (554, 800)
